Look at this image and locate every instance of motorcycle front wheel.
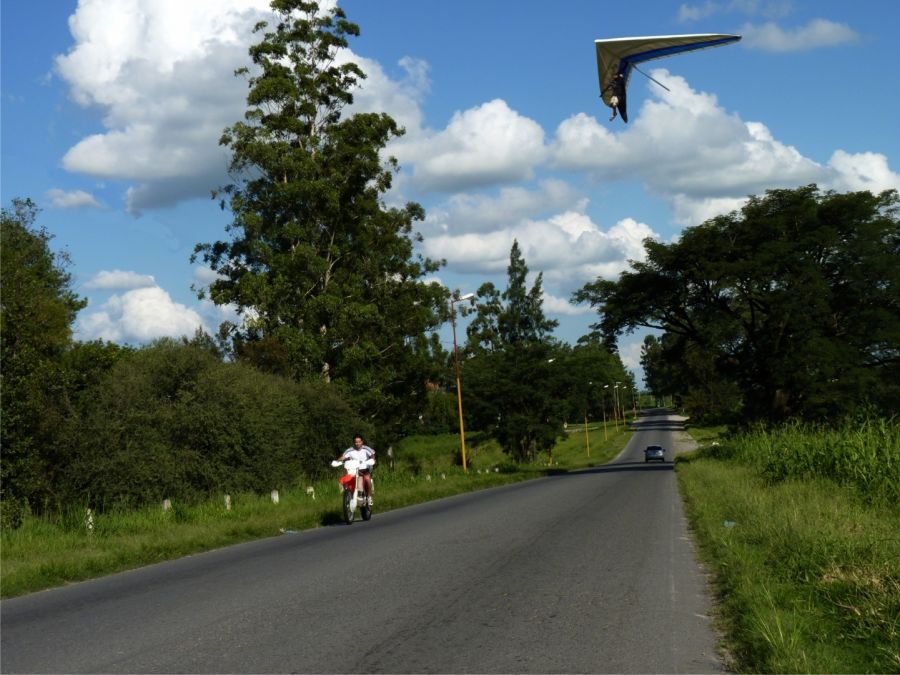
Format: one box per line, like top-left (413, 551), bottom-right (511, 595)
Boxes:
top-left (342, 490), bottom-right (355, 524)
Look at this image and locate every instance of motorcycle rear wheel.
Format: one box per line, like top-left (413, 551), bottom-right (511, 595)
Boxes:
top-left (361, 504), bottom-right (372, 521)
top-left (342, 490), bottom-right (355, 524)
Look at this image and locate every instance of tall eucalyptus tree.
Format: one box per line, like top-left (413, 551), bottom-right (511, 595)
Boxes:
top-left (194, 1), bottom-right (446, 432)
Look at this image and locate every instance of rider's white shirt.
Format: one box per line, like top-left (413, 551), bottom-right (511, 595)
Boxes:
top-left (342, 446), bottom-right (374, 464)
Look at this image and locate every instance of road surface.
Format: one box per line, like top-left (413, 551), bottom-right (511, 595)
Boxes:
top-left (1, 410), bottom-right (721, 673)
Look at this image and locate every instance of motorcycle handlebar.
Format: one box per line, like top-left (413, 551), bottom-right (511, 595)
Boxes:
top-left (331, 458), bottom-right (376, 468)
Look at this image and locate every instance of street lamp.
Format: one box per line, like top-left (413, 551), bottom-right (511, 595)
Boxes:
top-left (450, 292), bottom-right (475, 473)
top-left (584, 382), bottom-right (592, 458)
top-left (601, 384), bottom-right (609, 440)
top-left (614, 382), bottom-right (622, 430)
top-left (605, 384), bottom-right (615, 432)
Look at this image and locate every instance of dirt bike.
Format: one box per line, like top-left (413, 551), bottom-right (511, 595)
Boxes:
top-left (330, 457), bottom-right (374, 524)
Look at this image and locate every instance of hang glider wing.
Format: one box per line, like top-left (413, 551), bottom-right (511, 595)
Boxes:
top-left (595, 33), bottom-right (741, 109)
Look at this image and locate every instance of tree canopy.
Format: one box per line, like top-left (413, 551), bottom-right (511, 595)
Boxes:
top-left (1, 199), bottom-right (87, 520)
top-left (466, 240), bottom-right (558, 353)
top-left (461, 242), bottom-right (631, 461)
top-left (192, 0), bottom-right (446, 436)
top-left (575, 185), bottom-right (900, 421)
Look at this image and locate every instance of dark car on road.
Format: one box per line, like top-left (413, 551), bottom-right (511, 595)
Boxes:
top-left (644, 445), bottom-right (666, 463)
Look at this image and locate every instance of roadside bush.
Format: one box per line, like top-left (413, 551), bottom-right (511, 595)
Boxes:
top-left (60, 340), bottom-right (361, 511)
top-left (417, 390), bottom-right (458, 435)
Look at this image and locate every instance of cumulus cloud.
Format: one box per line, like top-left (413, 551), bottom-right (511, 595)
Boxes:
top-left (347, 54), bottom-right (429, 134)
top-left (677, 1), bottom-right (721, 22)
top-left (551, 69), bottom-right (900, 225)
top-left (77, 286), bottom-right (204, 343)
top-left (824, 150), bottom-right (900, 194)
top-left (45, 188), bottom-right (101, 209)
top-left (83, 269), bottom-right (156, 290)
top-left (543, 292), bottom-right (593, 317)
top-left (53, 0), bottom-right (473, 212)
top-left (617, 337), bottom-right (645, 374)
top-left (55, 0), bottom-right (275, 212)
top-left (741, 19), bottom-right (860, 52)
top-left (192, 266), bottom-right (223, 287)
top-left (424, 180), bottom-right (584, 236)
top-left (399, 99), bottom-right (548, 192)
top-left (678, 0), bottom-right (795, 22)
top-left (420, 185), bottom-right (659, 300)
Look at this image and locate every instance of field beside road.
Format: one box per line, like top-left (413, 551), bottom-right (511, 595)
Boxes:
top-left (678, 419), bottom-right (899, 673)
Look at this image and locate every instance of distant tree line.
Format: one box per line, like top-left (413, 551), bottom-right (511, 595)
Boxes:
top-left (576, 185), bottom-right (900, 423)
top-left (0, 199), bottom-right (629, 527)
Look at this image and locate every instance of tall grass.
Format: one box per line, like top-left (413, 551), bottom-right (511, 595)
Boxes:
top-left (706, 417), bottom-right (899, 504)
top-left (679, 419), bottom-right (900, 673)
top-left (1, 425), bottom-right (631, 598)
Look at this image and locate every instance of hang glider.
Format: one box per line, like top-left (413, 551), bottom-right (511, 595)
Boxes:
top-left (595, 33), bottom-right (741, 123)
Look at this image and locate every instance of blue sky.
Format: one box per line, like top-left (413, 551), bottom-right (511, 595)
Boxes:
top-left (2, 0), bottom-right (899, 383)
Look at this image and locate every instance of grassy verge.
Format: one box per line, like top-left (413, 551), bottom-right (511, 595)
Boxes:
top-left (1, 423), bottom-right (631, 599)
top-left (677, 424), bottom-right (900, 673)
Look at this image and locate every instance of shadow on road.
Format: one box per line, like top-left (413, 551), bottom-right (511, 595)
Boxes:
top-left (628, 408), bottom-right (688, 432)
top-left (546, 461), bottom-right (674, 477)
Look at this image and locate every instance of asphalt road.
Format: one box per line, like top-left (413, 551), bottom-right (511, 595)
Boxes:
top-left (1, 410), bottom-right (722, 673)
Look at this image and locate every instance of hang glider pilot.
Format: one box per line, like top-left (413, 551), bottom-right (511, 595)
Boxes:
top-left (604, 72), bottom-right (627, 122)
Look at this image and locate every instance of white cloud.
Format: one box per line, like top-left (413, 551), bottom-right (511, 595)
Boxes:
top-left (825, 150), bottom-right (900, 194)
top-left (55, 0), bottom-right (275, 212)
top-left (347, 54), bottom-right (429, 134)
top-left (678, 1), bottom-right (720, 22)
top-left (740, 19), bottom-right (860, 52)
top-left (53, 0), bottom-right (438, 214)
top-left (192, 266), bottom-right (223, 287)
top-left (617, 337), bottom-right (645, 375)
top-left (421, 189), bottom-right (659, 301)
top-left (543, 292), bottom-right (593, 317)
top-left (399, 99), bottom-right (548, 192)
top-left (45, 188), bottom-right (101, 209)
top-left (83, 269), bottom-right (156, 290)
top-left (668, 194), bottom-right (749, 227)
top-left (678, 1), bottom-right (796, 22)
top-left (77, 286), bottom-right (204, 343)
top-left (424, 180), bottom-right (584, 236)
top-left (553, 70), bottom-right (828, 225)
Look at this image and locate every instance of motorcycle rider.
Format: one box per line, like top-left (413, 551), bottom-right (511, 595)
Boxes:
top-left (337, 434), bottom-right (375, 506)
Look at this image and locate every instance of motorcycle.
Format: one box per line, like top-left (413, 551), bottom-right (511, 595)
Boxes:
top-left (330, 457), bottom-right (374, 524)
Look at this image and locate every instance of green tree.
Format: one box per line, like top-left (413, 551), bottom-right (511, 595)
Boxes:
top-left (575, 186), bottom-right (900, 421)
top-left (1, 199), bottom-right (87, 523)
top-left (566, 340), bottom-right (634, 423)
top-left (639, 335), bottom-right (669, 403)
top-left (64, 339), bottom-right (361, 510)
top-left (462, 242), bottom-right (565, 461)
top-left (466, 240), bottom-right (558, 352)
top-left (192, 0), bottom-right (446, 435)
top-left (465, 343), bottom-right (567, 462)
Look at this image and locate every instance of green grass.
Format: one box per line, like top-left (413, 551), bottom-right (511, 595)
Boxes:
top-left (678, 423), bottom-right (900, 673)
top-left (703, 418), bottom-right (899, 505)
top-left (1, 424), bottom-right (632, 599)
top-left (13, 414), bottom-right (895, 671)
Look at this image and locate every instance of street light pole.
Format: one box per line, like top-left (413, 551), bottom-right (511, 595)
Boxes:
top-left (602, 384), bottom-right (609, 441)
top-left (614, 382), bottom-right (621, 430)
top-left (451, 293), bottom-right (475, 473)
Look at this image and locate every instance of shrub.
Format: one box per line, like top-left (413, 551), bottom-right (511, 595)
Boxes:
top-left (60, 340), bottom-right (362, 511)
